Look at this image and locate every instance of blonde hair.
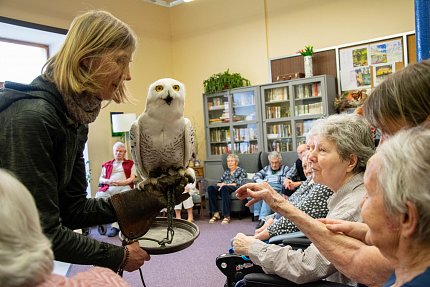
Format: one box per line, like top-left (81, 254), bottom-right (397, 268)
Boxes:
top-left (363, 59), bottom-right (430, 132)
top-left (43, 10), bottom-right (137, 103)
top-left (0, 169), bottom-right (54, 287)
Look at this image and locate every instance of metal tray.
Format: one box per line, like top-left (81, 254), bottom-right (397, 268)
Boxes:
top-left (132, 217), bottom-right (199, 255)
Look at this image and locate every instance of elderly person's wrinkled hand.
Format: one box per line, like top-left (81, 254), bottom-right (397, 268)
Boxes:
top-left (236, 182), bottom-right (285, 211)
top-left (232, 233), bottom-right (257, 256)
top-left (319, 219), bottom-right (369, 243)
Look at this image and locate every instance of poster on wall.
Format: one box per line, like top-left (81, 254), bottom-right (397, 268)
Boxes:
top-left (339, 38), bottom-right (403, 92)
top-left (373, 63), bottom-right (395, 86)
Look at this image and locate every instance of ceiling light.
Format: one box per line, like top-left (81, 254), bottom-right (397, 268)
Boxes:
top-left (143, 0), bottom-right (194, 7)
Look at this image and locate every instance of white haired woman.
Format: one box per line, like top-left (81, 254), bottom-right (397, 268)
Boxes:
top-left (306, 59), bottom-right (430, 287)
top-left (207, 153), bottom-right (247, 224)
top-left (359, 126), bottom-right (430, 286)
top-left (0, 169), bottom-right (129, 287)
top-left (233, 113), bottom-right (375, 285)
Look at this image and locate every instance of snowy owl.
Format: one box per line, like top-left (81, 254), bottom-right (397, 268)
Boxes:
top-left (130, 78), bottom-right (196, 186)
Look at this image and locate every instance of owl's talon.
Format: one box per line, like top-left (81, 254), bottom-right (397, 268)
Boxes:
top-left (168, 169), bottom-right (177, 176)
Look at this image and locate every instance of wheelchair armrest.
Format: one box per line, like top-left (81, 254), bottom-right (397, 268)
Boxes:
top-left (244, 273), bottom-right (351, 287)
top-left (268, 231), bottom-right (306, 245)
top-left (216, 253), bottom-right (263, 287)
top-left (282, 237), bottom-right (312, 249)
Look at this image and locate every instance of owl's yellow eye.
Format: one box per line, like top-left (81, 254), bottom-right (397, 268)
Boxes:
top-left (155, 85), bottom-right (164, 92)
top-left (172, 85), bottom-right (180, 91)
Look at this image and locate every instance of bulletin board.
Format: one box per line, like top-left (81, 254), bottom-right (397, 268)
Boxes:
top-left (338, 37), bottom-right (404, 92)
top-left (269, 32), bottom-right (415, 95)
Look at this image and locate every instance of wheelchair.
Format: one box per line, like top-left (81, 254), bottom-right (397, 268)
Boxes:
top-left (216, 232), bottom-right (364, 287)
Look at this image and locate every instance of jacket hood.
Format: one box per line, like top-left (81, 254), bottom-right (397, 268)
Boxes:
top-left (0, 76), bottom-right (66, 117)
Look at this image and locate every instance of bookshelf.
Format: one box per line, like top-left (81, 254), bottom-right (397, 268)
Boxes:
top-left (261, 75), bottom-right (336, 152)
top-left (203, 86), bottom-right (262, 159)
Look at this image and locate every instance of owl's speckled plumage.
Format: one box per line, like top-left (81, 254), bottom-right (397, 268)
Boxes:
top-left (130, 78), bottom-right (195, 182)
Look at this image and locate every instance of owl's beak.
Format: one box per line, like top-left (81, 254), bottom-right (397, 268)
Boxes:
top-left (164, 92), bottom-right (173, 105)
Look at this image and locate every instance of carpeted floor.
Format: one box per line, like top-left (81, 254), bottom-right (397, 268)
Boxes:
top-left (69, 211), bottom-right (256, 287)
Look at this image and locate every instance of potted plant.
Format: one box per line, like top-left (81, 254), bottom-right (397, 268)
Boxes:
top-left (203, 69), bottom-right (251, 93)
top-left (298, 45), bottom-right (314, 78)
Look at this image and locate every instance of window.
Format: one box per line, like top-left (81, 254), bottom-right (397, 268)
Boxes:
top-left (0, 38), bottom-right (48, 84)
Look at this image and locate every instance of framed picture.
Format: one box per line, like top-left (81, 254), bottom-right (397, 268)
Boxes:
top-left (110, 112), bottom-right (124, 137)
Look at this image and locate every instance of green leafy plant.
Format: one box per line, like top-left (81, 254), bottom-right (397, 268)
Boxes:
top-left (203, 69), bottom-right (251, 93)
top-left (298, 45), bottom-right (314, 56)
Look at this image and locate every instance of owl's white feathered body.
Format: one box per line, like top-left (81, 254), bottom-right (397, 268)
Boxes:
top-left (130, 78), bottom-right (195, 182)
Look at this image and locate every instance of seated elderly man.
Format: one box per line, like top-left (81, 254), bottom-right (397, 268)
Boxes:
top-left (251, 151), bottom-right (289, 228)
top-left (233, 113), bottom-right (375, 285)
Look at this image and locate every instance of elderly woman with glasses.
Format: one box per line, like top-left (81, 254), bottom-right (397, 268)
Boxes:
top-left (232, 113), bottom-right (374, 285)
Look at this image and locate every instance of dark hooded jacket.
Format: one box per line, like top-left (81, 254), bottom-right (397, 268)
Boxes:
top-left (0, 76), bottom-right (123, 270)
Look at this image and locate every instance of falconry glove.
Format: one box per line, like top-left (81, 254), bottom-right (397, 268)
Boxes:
top-left (110, 173), bottom-right (191, 240)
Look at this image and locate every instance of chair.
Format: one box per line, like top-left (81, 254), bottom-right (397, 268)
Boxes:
top-left (205, 152), bottom-right (262, 219)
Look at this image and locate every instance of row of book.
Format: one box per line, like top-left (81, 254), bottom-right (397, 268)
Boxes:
top-left (208, 97), bottom-right (226, 109)
top-left (210, 145), bottom-right (231, 155)
top-left (233, 143), bottom-right (259, 154)
top-left (295, 102), bottom-right (323, 116)
top-left (295, 119), bottom-right (316, 137)
top-left (233, 128), bottom-right (258, 141)
top-left (267, 124), bottom-right (292, 137)
top-left (265, 106), bottom-right (290, 119)
top-left (270, 140), bottom-right (294, 152)
top-left (265, 87), bottom-right (289, 102)
top-left (294, 83), bottom-right (321, 99)
top-left (210, 129), bottom-right (231, 142)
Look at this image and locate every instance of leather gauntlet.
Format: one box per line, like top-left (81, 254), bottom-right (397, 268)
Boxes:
top-left (110, 174), bottom-right (191, 240)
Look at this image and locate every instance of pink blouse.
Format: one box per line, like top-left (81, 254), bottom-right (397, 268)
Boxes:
top-left (37, 267), bottom-right (130, 287)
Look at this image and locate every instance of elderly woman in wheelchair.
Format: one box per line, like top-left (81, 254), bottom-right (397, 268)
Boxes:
top-left (230, 114), bottom-right (375, 287)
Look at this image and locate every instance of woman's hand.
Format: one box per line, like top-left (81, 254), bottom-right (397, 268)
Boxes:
top-left (124, 241), bottom-right (151, 272)
top-left (232, 233), bottom-right (256, 256)
top-left (216, 182), bottom-right (225, 190)
top-left (236, 182), bottom-right (282, 209)
top-left (319, 219), bottom-right (369, 243)
top-left (283, 179), bottom-right (301, 190)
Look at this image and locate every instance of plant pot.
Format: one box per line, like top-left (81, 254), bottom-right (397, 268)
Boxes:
top-left (304, 56), bottom-right (313, 78)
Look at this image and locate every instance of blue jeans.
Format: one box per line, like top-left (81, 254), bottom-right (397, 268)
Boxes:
top-left (207, 185), bottom-right (237, 217)
top-left (258, 201), bottom-right (273, 220)
top-left (252, 184), bottom-right (282, 220)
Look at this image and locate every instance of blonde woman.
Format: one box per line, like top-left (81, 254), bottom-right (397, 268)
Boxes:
top-left (0, 10), bottom-right (149, 272)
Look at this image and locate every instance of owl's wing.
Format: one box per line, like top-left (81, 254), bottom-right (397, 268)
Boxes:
top-left (183, 117), bottom-right (196, 167)
top-left (130, 118), bottom-right (148, 180)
